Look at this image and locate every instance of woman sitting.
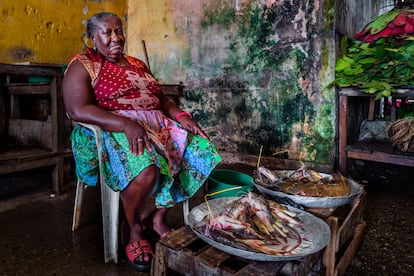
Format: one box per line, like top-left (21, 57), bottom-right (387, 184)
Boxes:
top-left (62, 12), bottom-right (221, 272)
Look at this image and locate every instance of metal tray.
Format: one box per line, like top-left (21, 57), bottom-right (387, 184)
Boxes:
top-left (187, 197), bottom-right (331, 262)
top-left (254, 171), bottom-right (362, 208)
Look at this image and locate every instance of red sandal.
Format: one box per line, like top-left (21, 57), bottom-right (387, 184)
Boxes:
top-left (125, 240), bottom-right (154, 272)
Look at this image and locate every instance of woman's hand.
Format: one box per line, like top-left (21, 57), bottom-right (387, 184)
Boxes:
top-left (122, 120), bottom-right (152, 155)
top-left (177, 115), bottom-right (208, 138)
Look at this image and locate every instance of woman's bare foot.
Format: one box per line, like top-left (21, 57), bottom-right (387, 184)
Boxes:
top-left (152, 208), bottom-right (170, 237)
top-left (140, 207), bottom-right (171, 238)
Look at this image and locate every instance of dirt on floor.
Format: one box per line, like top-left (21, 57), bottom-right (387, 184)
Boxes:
top-left (344, 160), bottom-right (414, 276)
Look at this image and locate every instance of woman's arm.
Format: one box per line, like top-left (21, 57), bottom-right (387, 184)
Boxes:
top-left (159, 94), bottom-right (208, 138)
top-left (63, 60), bottom-right (151, 155)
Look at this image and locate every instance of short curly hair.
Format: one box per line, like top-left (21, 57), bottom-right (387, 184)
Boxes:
top-left (86, 12), bottom-right (122, 38)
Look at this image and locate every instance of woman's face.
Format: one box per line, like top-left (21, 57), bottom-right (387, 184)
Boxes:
top-left (91, 16), bottom-right (125, 62)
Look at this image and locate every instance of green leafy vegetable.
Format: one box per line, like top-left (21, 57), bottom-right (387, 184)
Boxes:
top-left (332, 36), bottom-right (414, 99)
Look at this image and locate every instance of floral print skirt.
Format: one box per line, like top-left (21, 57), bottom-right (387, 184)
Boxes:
top-left (71, 110), bottom-right (221, 208)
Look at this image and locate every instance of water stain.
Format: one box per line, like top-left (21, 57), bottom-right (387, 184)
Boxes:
top-left (7, 46), bottom-right (33, 60)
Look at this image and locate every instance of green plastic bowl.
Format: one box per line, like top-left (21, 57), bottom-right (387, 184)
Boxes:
top-left (207, 169), bottom-right (253, 199)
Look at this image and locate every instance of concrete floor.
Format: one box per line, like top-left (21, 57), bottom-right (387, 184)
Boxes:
top-left (0, 162), bottom-right (413, 275)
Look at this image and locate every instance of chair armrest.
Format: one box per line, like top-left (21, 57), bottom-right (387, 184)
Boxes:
top-left (73, 122), bottom-right (104, 164)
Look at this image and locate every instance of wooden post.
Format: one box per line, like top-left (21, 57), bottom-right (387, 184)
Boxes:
top-left (368, 96), bottom-right (375, 120)
top-left (323, 217), bottom-right (339, 276)
top-left (338, 93), bottom-right (348, 175)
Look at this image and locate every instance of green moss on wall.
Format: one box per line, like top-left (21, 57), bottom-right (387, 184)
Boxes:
top-left (200, 1), bottom-right (236, 29)
top-left (178, 1), bottom-right (335, 165)
top-left (303, 104), bottom-right (335, 163)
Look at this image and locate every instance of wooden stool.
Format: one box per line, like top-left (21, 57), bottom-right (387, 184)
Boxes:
top-left (152, 226), bottom-right (324, 275)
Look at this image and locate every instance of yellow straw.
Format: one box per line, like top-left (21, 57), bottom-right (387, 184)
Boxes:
top-left (204, 186), bottom-right (244, 219)
top-left (299, 151), bottom-right (305, 167)
top-left (256, 145), bottom-right (263, 169)
top-left (272, 149), bottom-right (289, 156)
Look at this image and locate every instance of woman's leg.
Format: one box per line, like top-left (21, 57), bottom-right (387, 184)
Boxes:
top-left (120, 164), bottom-right (158, 264)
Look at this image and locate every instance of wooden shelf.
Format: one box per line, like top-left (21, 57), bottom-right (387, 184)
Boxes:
top-left (346, 141), bottom-right (414, 167)
top-left (338, 87), bottom-right (414, 174)
top-left (0, 146), bottom-right (60, 174)
top-left (0, 63), bottom-right (71, 195)
top-left (6, 84), bottom-right (52, 95)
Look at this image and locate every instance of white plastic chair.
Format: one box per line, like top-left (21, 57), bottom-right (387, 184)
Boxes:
top-left (71, 123), bottom-right (190, 264)
top-left (71, 122), bottom-right (120, 263)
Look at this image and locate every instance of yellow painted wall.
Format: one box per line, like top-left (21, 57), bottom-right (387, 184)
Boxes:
top-left (127, 0), bottom-right (190, 82)
top-left (0, 0), bottom-right (127, 64)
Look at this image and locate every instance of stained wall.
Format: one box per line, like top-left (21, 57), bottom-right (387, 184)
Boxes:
top-left (0, 0), bottom-right (127, 64)
top-left (0, 0), bottom-right (375, 170)
top-left (128, 0), bottom-right (338, 169)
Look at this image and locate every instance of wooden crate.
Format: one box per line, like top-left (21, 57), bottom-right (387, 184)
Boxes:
top-left (152, 188), bottom-right (366, 276)
top-left (152, 226), bottom-right (324, 276)
top-left (321, 189), bottom-right (367, 276)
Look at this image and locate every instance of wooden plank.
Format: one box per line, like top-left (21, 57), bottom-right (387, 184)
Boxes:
top-left (0, 63), bottom-right (62, 76)
top-left (0, 146), bottom-right (54, 161)
top-left (346, 140), bottom-right (414, 156)
top-left (239, 261), bottom-right (285, 275)
top-left (279, 252), bottom-right (323, 276)
top-left (160, 225), bottom-right (200, 250)
top-left (52, 156), bottom-right (64, 195)
top-left (323, 216), bottom-right (339, 276)
top-left (12, 61), bottom-right (63, 67)
top-left (8, 119), bottom-right (52, 149)
top-left (196, 248), bottom-right (234, 276)
top-left (335, 220), bottom-right (366, 276)
top-left (154, 241), bottom-right (200, 275)
top-left (339, 88), bottom-right (369, 97)
top-left (347, 149), bottom-right (414, 167)
top-left (339, 87), bottom-right (414, 98)
top-left (368, 97), bottom-right (375, 120)
top-left (391, 97), bottom-right (397, 121)
top-left (336, 191), bottom-right (367, 250)
top-left (53, 74), bottom-right (66, 152)
top-left (152, 241), bottom-right (169, 276)
top-left (49, 77), bottom-right (59, 152)
top-left (318, 186), bottom-right (367, 275)
top-left (0, 155), bottom-right (59, 174)
top-left (10, 94), bottom-right (20, 119)
top-left (6, 84), bottom-right (51, 94)
top-left (338, 94), bottom-right (348, 174)
top-left (197, 246), bottom-right (232, 268)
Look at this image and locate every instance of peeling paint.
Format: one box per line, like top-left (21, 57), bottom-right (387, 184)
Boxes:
top-left (0, 1), bottom-right (127, 64)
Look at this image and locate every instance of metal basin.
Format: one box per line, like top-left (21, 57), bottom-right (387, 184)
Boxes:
top-left (254, 170), bottom-right (362, 208)
top-left (187, 197), bottom-right (331, 262)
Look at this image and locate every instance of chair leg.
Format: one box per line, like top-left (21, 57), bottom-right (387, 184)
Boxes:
top-left (183, 199), bottom-right (189, 225)
top-left (76, 122), bottom-right (120, 263)
top-left (101, 180), bottom-right (120, 264)
top-left (72, 180), bottom-right (85, 231)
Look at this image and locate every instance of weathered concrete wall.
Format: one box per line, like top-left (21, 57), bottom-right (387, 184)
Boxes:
top-left (336, 0), bottom-right (375, 37)
top-left (0, 0), bottom-right (127, 64)
top-left (128, 0), bottom-right (337, 169)
top-left (0, 0), bottom-right (346, 169)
